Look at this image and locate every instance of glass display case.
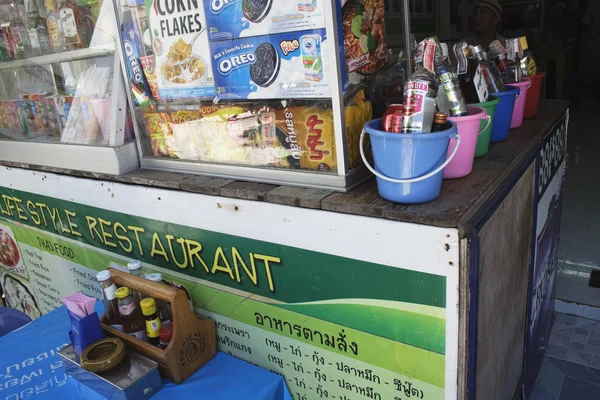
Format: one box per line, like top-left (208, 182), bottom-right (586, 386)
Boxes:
top-left (115, 0), bottom-right (370, 191)
top-left (0, 0), bottom-right (138, 174)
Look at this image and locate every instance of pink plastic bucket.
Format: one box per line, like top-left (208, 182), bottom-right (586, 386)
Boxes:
top-left (444, 106), bottom-right (491, 179)
top-left (510, 78), bottom-right (531, 129)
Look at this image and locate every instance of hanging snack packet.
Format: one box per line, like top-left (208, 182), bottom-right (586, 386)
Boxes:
top-left (121, 22), bottom-right (155, 110)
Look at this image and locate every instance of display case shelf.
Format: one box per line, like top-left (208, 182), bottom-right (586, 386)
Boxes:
top-left (0, 45), bottom-right (116, 71)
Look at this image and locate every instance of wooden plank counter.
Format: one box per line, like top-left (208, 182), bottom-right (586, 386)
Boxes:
top-left (0, 100), bottom-right (568, 238)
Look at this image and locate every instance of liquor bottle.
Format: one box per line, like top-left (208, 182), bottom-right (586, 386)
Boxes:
top-left (7, 0), bottom-right (30, 59)
top-left (505, 38), bottom-right (522, 83)
top-left (431, 112), bottom-right (448, 132)
top-left (59, 0), bottom-right (82, 50)
top-left (518, 36), bottom-right (537, 77)
top-left (454, 43), bottom-right (488, 104)
top-left (26, 0), bottom-right (50, 55)
top-left (472, 45), bottom-right (506, 93)
top-left (77, 2), bottom-right (94, 48)
top-left (488, 40), bottom-right (509, 83)
top-left (45, 0), bottom-right (63, 52)
top-left (429, 37), bottom-right (467, 117)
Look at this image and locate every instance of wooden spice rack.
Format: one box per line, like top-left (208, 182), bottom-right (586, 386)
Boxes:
top-left (100, 268), bottom-right (216, 383)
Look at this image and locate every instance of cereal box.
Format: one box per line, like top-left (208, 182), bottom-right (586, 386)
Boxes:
top-left (210, 29), bottom-right (331, 100)
top-left (146, 0), bottom-right (215, 99)
top-left (204, 0), bottom-right (326, 41)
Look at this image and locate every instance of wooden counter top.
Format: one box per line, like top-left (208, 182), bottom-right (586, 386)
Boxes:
top-left (0, 100), bottom-right (569, 237)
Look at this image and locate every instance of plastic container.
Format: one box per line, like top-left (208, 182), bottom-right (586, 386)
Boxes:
top-left (469, 96), bottom-right (499, 157)
top-left (510, 78), bottom-right (531, 128)
top-left (524, 73), bottom-right (545, 118)
top-left (489, 85), bottom-right (520, 142)
top-left (444, 106), bottom-right (490, 179)
top-left (360, 119), bottom-right (460, 204)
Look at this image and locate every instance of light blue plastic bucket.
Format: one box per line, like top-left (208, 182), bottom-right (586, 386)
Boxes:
top-left (361, 119), bottom-right (460, 204)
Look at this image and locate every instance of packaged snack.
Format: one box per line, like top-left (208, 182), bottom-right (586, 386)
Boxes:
top-left (43, 96), bottom-right (59, 136)
top-left (129, 0), bottom-right (153, 57)
top-left (211, 29), bottom-right (331, 100)
top-left (17, 99), bottom-right (31, 134)
top-left (26, 95), bottom-right (44, 133)
top-left (203, 0), bottom-right (326, 41)
top-left (342, 0), bottom-right (388, 74)
top-left (146, 0), bottom-right (215, 99)
top-left (275, 104), bottom-right (336, 172)
top-left (140, 56), bottom-right (160, 101)
top-left (121, 22), bottom-right (155, 109)
top-left (144, 113), bottom-right (175, 157)
top-left (344, 90), bottom-right (372, 168)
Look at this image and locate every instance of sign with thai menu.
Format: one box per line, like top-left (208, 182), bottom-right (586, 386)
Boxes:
top-left (0, 167), bottom-right (459, 399)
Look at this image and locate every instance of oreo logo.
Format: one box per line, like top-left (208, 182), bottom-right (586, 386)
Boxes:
top-left (211, 0), bottom-right (240, 14)
top-left (123, 40), bottom-right (143, 83)
top-left (219, 53), bottom-right (256, 75)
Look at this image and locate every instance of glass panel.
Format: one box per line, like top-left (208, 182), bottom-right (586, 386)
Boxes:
top-left (117, 0), bottom-right (338, 174)
top-left (0, 0), bottom-right (127, 147)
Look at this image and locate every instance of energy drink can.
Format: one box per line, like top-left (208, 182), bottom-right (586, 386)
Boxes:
top-left (301, 34), bottom-right (323, 82)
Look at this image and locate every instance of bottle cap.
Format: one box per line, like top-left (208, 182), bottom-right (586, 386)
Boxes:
top-left (433, 112), bottom-right (448, 123)
top-left (140, 298), bottom-right (157, 315)
top-left (159, 324), bottom-right (173, 343)
top-left (115, 287), bottom-right (130, 299)
top-left (472, 44), bottom-right (485, 54)
top-left (96, 270), bottom-right (111, 282)
top-left (127, 260), bottom-right (142, 271)
top-left (145, 273), bottom-right (163, 283)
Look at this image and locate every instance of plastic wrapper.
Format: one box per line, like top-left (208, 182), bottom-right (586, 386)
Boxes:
top-left (121, 22), bottom-right (155, 109)
top-left (143, 101), bottom-right (337, 172)
top-left (344, 90), bottom-right (372, 168)
top-left (342, 0), bottom-right (388, 74)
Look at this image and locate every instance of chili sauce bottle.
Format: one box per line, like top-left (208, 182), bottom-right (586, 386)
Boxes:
top-left (96, 270), bottom-right (123, 331)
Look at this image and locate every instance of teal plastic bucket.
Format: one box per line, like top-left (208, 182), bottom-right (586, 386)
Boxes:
top-left (489, 85), bottom-right (520, 142)
top-left (361, 119), bottom-right (460, 204)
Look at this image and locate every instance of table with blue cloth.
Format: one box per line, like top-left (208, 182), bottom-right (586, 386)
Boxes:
top-left (0, 305), bottom-right (292, 400)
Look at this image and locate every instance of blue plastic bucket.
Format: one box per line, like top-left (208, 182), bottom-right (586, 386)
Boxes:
top-left (489, 85), bottom-right (520, 142)
top-left (361, 119), bottom-right (460, 204)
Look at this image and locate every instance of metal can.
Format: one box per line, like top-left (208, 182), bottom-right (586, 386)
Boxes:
top-left (382, 104), bottom-right (403, 132)
top-left (389, 112), bottom-right (404, 133)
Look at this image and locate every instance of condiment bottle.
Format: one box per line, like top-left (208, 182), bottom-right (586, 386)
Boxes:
top-left (96, 270), bottom-right (123, 331)
top-left (432, 113), bottom-right (448, 132)
top-left (127, 260), bottom-right (144, 304)
top-left (145, 273), bottom-right (172, 324)
top-left (472, 45), bottom-right (506, 93)
top-left (115, 287), bottom-right (148, 341)
top-left (140, 298), bottom-right (162, 347)
top-left (159, 324), bottom-right (173, 350)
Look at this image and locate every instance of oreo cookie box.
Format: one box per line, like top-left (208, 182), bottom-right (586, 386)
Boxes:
top-left (204, 0), bottom-right (326, 41)
top-left (146, 0), bottom-right (215, 99)
top-left (211, 29), bottom-right (331, 99)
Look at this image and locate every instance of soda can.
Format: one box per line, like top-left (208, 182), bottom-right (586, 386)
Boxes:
top-left (301, 34), bottom-right (323, 82)
top-left (390, 112), bottom-right (404, 133)
top-left (382, 104), bottom-right (403, 132)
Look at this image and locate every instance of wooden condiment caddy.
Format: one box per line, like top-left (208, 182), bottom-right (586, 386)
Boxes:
top-left (100, 268), bottom-right (216, 383)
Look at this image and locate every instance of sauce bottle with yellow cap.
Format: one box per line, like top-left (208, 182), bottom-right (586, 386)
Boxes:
top-left (115, 287), bottom-right (147, 342)
top-left (141, 298), bottom-right (162, 347)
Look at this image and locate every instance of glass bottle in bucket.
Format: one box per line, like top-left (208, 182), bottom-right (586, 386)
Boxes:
top-left (401, 70), bottom-right (439, 134)
top-left (96, 270), bottom-right (123, 331)
top-left (422, 36), bottom-right (467, 117)
top-left (472, 45), bottom-right (506, 93)
top-left (115, 287), bottom-right (148, 342)
top-left (506, 38), bottom-right (522, 83)
top-left (454, 43), bottom-right (488, 104)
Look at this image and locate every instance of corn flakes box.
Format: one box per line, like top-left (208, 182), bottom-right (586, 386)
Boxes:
top-left (203, 0), bottom-right (326, 41)
top-left (146, 0), bottom-right (215, 99)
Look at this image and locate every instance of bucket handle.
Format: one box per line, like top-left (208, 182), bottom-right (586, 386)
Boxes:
top-left (479, 115), bottom-right (491, 136)
top-left (360, 131), bottom-right (462, 184)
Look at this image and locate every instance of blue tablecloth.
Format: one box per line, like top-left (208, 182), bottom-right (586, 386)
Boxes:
top-left (0, 305), bottom-right (291, 400)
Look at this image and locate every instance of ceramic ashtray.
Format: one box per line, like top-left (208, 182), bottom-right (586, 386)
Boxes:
top-left (81, 337), bottom-right (126, 373)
